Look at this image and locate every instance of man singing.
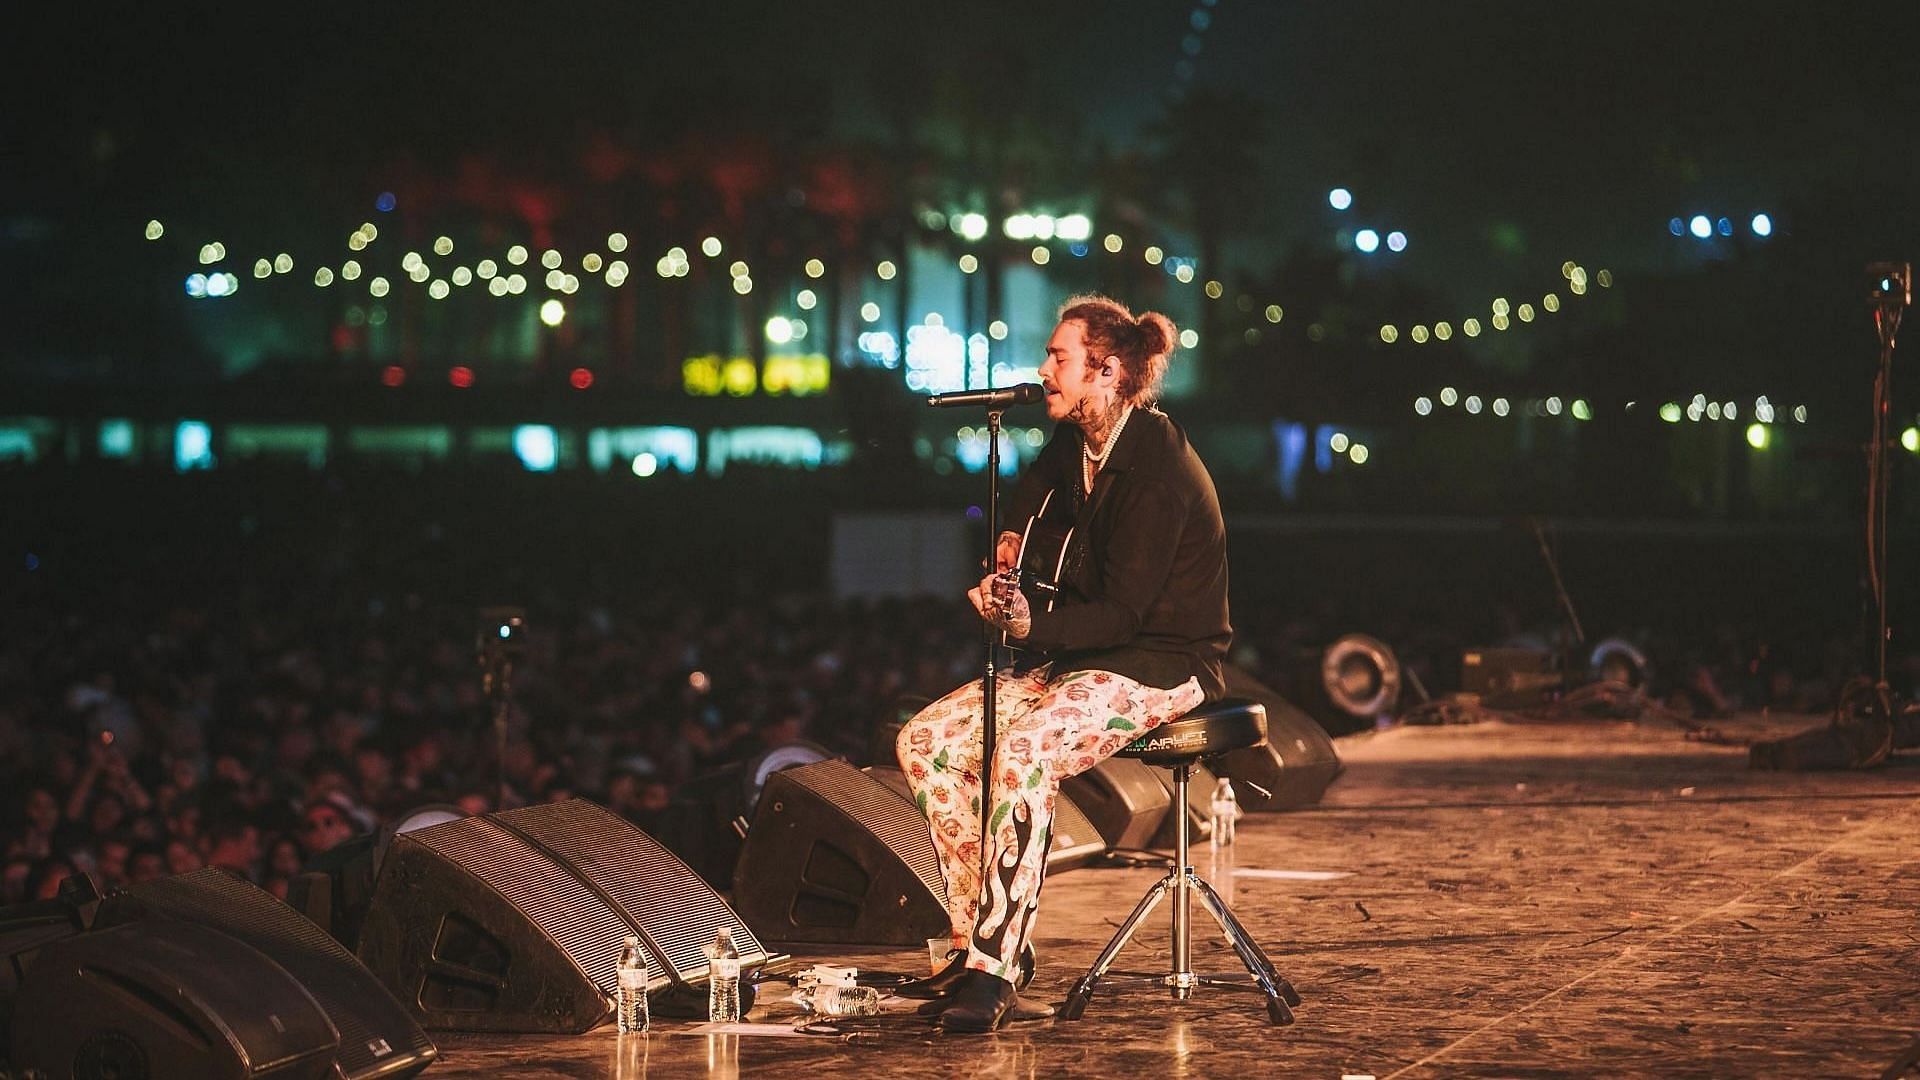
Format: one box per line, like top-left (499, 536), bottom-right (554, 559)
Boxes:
top-left (896, 294), bottom-right (1232, 1032)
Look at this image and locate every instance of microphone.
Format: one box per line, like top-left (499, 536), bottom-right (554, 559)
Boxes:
top-left (925, 383), bottom-right (1045, 409)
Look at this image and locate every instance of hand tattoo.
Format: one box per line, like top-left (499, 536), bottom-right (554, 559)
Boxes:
top-left (989, 571), bottom-right (1033, 638)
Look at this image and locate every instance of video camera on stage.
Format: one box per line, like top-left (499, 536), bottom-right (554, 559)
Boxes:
top-left (1868, 261), bottom-right (1910, 309)
top-left (476, 606), bottom-right (527, 698)
top-left (477, 607), bottom-right (527, 661)
top-left (474, 607), bottom-right (528, 808)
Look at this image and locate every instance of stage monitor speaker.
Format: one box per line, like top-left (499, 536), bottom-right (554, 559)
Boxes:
top-left (864, 766), bottom-right (1107, 873)
top-left (1211, 663), bottom-right (1345, 811)
top-left (11, 918), bottom-right (340, 1080)
top-left (1061, 757), bottom-right (1172, 852)
top-left (864, 763), bottom-right (914, 802)
top-left (1278, 634), bottom-right (1405, 736)
top-left (733, 759), bottom-right (949, 947)
top-left (1039, 782), bottom-right (1108, 872)
top-left (868, 694), bottom-right (933, 767)
top-left (285, 803), bottom-right (467, 951)
top-left (103, 868), bottom-right (437, 1080)
top-left (0, 878), bottom-right (98, 1037)
top-left (663, 741), bottom-right (835, 887)
top-left (357, 799), bottom-right (771, 1034)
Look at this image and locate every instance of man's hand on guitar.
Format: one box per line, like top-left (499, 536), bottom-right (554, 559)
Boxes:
top-left (997, 530), bottom-right (1022, 573)
top-left (968, 570), bottom-right (1032, 640)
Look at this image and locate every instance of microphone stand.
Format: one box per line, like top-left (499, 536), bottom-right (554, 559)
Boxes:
top-left (1751, 266), bottom-right (1907, 771)
top-left (978, 405), bottom-right (1004, 888)
top-left (925, 388), bottom-right (1040, 892)
top-left (1867, 275), bottom-right (1905, 716)
top-left (1528, 517), bottom-right (1587, 688)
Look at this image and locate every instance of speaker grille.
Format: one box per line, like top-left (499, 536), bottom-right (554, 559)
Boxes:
top-left (866, 764), bottom-right (1103, 873)
top-left (1046, 788), bottom-right (1108, 870)
top-left (1062, 757), bottom-right (1172, 850)
top-left (778, 760), bottom-right (946, 903)
top-left (410, 815), bottom-right (629, 995)
top-left (1214, 663), bottom-right (1345, 810)
top-left (735, 760), bottom-right (953, 946)
top-left (124, 868), bottom-right (436, 1080)
top-left (498, 800), bottom-right (769, 981)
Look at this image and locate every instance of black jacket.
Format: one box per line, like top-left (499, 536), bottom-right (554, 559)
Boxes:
top-left (1004, 407), bottom-right (1231, 700)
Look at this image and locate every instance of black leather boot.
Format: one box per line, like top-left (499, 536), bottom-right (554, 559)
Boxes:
top-left (923, 987), bottom-right (1056, 1020)
top-left (935, 970), bottom-right (1018, 1033)
top-left (894, 949), bottom-right (967, 1000)
top-left (898, 942), bottom-right (1035, 1001)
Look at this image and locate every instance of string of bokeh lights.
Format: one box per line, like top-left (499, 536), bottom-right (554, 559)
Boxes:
top-left (1671, 212), bottom-right (1775, 241)
top-left (143, 210), bottom-right (1914, 475)
top-left (1410, 389), bottom-right (1809, 429)
top-left (1375, 261), bottom-right (1611, 347)
top-left (1318, 187), bottom-right (1617, 345)
top-left (1306, 393), bottom-right (1818, 473)
top-left (146, 205), bottom-right (1605, 358)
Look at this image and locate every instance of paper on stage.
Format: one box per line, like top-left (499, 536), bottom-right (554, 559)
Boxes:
top-left (1233, 868), bottom-right (1354, 881)
top-left (667, 1022), bottom-right (822, 1038)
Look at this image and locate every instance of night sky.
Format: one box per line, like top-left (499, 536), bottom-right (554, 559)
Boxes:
top-left (5, 2), bottom-right (1919, 373)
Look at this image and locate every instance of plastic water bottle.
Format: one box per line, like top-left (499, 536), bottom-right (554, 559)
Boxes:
top-left (1208, 777), bottom-right (1239, 848)
top-left (794, 966), bottom-right (881, 1017)
top-left (706, 927), bottom-right (741, 1023)
top-left (812, 983), bottom-right (881, 1017)
top-left (616, 935), bottom-right (649, 1033)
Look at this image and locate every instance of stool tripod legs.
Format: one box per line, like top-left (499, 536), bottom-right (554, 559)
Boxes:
top-left (1060, 875), bottom-right (1172, 1020)
top-left (1062, 761), bottom-right (1299, 1026)
top-left (1192, 873), bottom-right (1301, 1020)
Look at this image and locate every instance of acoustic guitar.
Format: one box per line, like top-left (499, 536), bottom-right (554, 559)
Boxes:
top-left (992, 488), bottom-right (1076, 651)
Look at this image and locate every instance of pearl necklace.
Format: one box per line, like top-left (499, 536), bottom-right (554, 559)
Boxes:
top-left (1081, 403), bottom-right (1133, 493)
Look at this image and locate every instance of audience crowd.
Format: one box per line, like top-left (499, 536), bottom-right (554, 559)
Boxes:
top-left (10, 569), bottom-right (1902, 910)
top-left (0, 581), bottom-right (1000, 905)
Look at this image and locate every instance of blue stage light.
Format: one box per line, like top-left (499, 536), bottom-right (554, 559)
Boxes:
top-left (513, 425), bottom-right (559, 472)
top-left (1355, 229), bottom-right (1380, 253)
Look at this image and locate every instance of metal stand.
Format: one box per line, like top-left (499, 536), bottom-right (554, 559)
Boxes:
top-left (978, 406), bottom-right (1004, 886)
top-left (477, 607), bottom-right (527, 813)
top-left (483, 658), bottom-right (514, 812)
top-left (1856, 265), bottom-right (1909, 750)
top-left (1868, 276), bottom-right (1905, 697)
top-left (1529, 518), bottom-right (1586, 650)
top-left (925, 389), bottom-right (1044, 900)
top-left (1061, 762), bottom-right (1301, 1025)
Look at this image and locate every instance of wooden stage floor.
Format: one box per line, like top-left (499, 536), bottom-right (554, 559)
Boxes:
top-left (431, 713), bottom-right (1920, 1078)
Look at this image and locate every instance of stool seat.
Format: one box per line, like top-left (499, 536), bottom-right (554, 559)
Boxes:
top-left (1116, 698), bottom-right (1267, 767)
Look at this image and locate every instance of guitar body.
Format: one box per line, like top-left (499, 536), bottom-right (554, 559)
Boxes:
top-left (999, 490), bottom-right (1076, 651)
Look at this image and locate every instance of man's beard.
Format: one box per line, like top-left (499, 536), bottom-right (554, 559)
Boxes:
top-left (1071, 393), bottom-right (1125, 441)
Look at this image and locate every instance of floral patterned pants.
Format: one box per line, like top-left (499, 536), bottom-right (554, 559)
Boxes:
top-left (895, 664), bottom-right (1204, 981)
